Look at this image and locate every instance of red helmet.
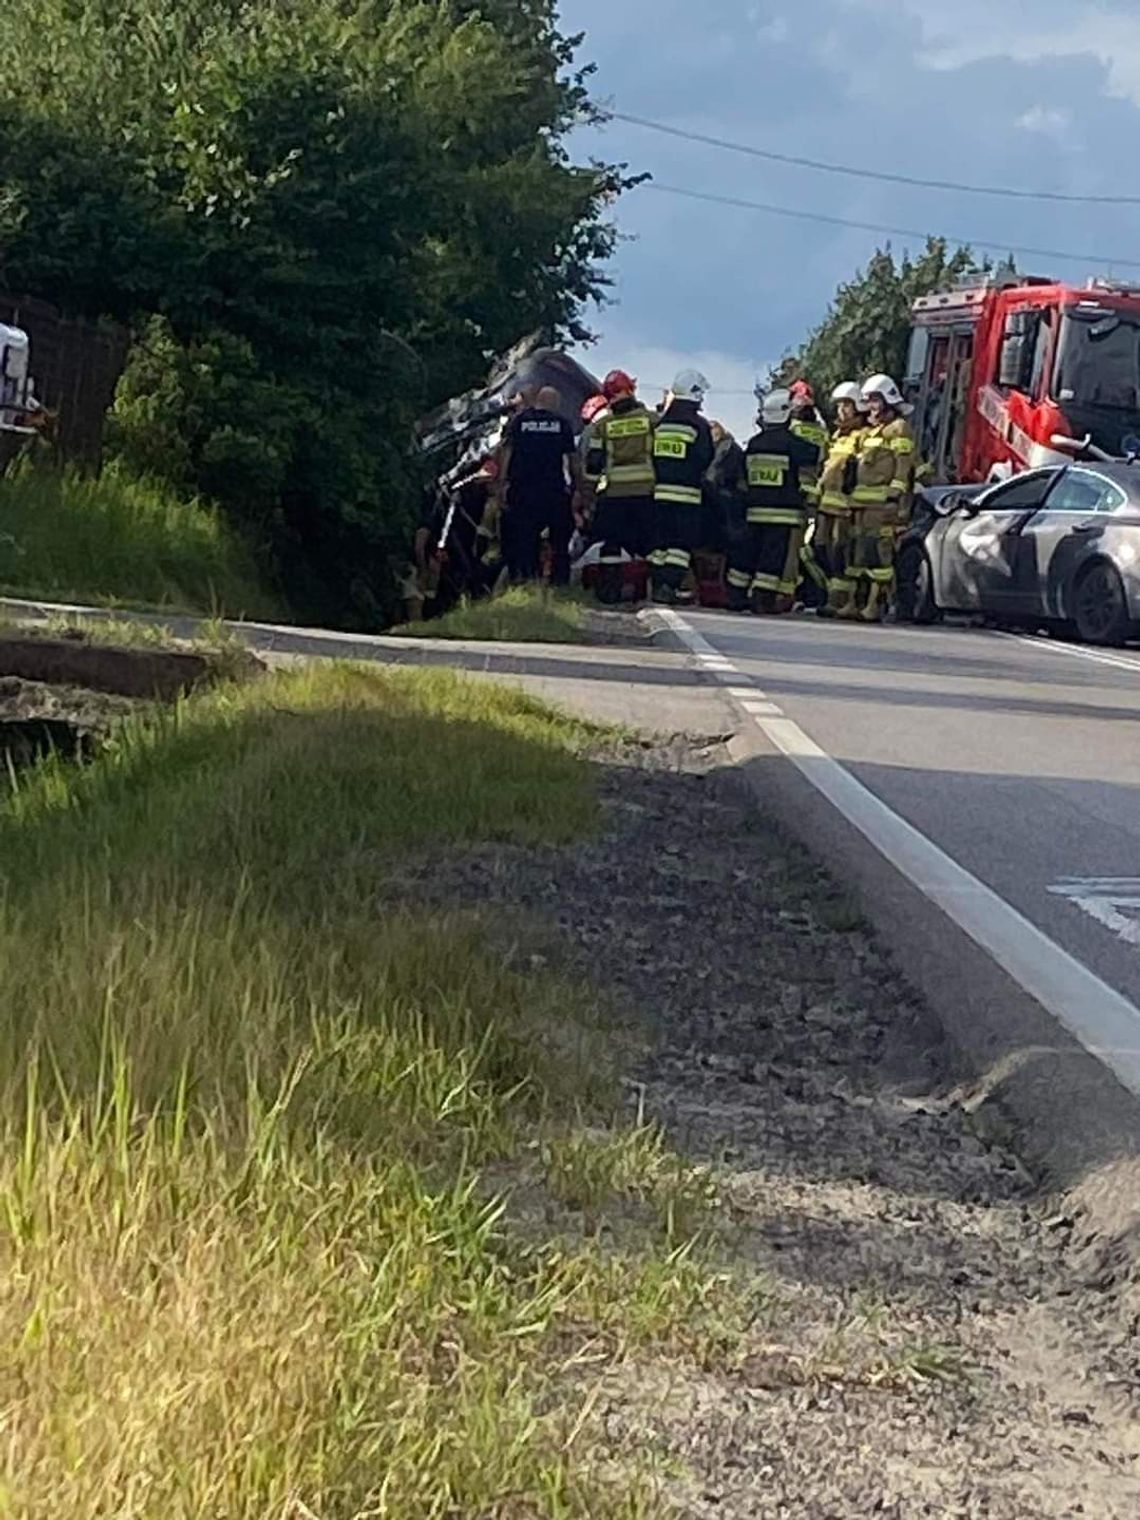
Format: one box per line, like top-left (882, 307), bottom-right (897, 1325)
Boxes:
top-left (790, 379), bottom-right (815, 406)
top-left (581, 394), bottom-right (609, 424)
top-left (602, 369), bottom-right (637, 401)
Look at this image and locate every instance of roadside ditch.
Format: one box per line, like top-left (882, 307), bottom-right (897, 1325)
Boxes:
top-left (0, 623), bottom-right (261, 769)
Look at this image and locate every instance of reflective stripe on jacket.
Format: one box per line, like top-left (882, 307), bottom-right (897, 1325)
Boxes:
top-left (653, 401), bottom-right (714, 507)
top-left (585, 398), bottom-right (656, 498)
top-left (818, 424), bottom-right (866, 513)
top-left (790, 417), bottom-right (829, 453)
top-left (790, 415), bottom-right (827, 504)
top-left (852, 415), bottom-right (916, 518)
top-left (741, 424), bottom-right (818, 526)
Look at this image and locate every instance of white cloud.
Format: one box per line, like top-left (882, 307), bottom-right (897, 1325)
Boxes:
top-left (890, 1), bottom-right (1140, 107)
top-left (1016, 104), bottom-right (1073, 137)
top-left (754, 14), bottom-right (790, 44)
top-left (574, 335), bottom-right (766, 442)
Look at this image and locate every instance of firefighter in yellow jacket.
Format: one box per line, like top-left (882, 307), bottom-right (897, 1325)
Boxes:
top-left (815, 382), bottom-right (867, 618)
top-left (583, 369), bottom-right (656, 603)
top-left (847, 373), bottom-right (916, 623)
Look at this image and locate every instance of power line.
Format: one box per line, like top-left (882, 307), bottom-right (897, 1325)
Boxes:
top-left (642, 181), bottom-right (1140, 271)
top-left (607, 109), bottom-right (1140, 208)
top-left (642, 378), bottom-right (759, 397)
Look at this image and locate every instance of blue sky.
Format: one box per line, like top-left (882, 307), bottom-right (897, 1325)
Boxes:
top-left (562, 0), bottom-right (1140, 439)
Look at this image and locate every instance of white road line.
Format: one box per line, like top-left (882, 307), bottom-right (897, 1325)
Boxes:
top-left (667, 611), bottom-right (1140, 1098)
top-left (1050, 879), bottom-right (1140, 949)
top-left (741, 701), bottom-right (784, 717)
top-left (1007, 632), bottom-right (1140, 676)
top-left (654, 606), bottom-right (719, 658)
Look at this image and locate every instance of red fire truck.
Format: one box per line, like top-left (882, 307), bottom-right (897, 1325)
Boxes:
top-left (906, 270), bottom-right (1140, 485)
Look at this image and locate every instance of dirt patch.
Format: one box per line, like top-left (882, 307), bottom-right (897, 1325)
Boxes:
top-left (0, 675), bottom-right (141, 766)
top-left (581, 606), bottom-right (653, 648)
top-left (392, 741), bottom-right (1140, 1516)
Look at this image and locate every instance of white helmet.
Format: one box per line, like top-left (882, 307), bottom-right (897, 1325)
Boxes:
top-left (760, 388), bottom-right (793, 426)
top-left (671, 368), bottom-right (710, 405)
top-left (832, 381), bottom-right (867, 409)
top-left (861, 373), bottom-right (906, 410)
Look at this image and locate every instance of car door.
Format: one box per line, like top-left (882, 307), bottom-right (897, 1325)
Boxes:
top-left (937, 469), bottom-right (1061, 613)
top-left (1013, 468), bottom-right (1129, 619)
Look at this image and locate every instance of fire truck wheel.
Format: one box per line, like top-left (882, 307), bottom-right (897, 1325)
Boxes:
top-left (1072, 561), bottom-right (1131, 647)
top-left (895, 544), bottom-right (939, 625)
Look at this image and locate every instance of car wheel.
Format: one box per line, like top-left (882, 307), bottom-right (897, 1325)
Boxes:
top-left (1072, 561), bottom-right (1132, 647)
top-left (895, 544), bottom-right (939, 624)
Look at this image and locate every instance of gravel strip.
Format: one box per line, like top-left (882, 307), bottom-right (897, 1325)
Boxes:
top-left (400, 738), bottom-right (1140, 1517)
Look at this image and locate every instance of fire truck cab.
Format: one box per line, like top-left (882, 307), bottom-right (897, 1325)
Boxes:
top-left (906, 271), bottom-right (1140, 485)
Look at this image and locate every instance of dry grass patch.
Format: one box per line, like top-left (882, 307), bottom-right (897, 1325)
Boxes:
top-left (0, 663), bottom-right (746, 1517)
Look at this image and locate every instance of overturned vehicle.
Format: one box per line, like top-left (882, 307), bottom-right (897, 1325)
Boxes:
top-left (405, 336), bottom-right (601, 620)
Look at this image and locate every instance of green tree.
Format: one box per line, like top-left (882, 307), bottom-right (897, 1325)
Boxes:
top-left (0, 0), bottom-right (627, 625)
top-left (775, 239), bottom-right (980, 402)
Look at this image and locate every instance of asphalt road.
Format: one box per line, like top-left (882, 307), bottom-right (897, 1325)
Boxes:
top-left (7, 588), bottom-right (1140, 1136)
top-left (662, 607), bottom-right (1140, 1094)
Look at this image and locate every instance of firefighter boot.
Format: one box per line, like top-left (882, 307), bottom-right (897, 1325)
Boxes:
top-left (860, 580), bottom-right (888, 623)
top-left (835, 579), bottom-right (862, 620)
top-left (726, 567), bottom-right (752, 613)
top-left (595, 551), bottom-right (624, 606)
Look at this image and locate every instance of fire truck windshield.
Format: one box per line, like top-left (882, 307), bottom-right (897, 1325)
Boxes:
top-left (1055, 309), bottom-right (1140, 412)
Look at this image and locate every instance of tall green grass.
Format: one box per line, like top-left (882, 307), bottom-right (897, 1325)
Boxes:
top-left (0, 460), bottom-right (277, 617)
top-left (396, 586), bottom-right (588, 643)
top-left (0, 665), bottom-right (734, 1517)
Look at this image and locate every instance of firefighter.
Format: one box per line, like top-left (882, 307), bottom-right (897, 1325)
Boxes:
top-left (848, 373), bottom-right (916, 623)
top-left (649, 369), bottom-right (715, 605)
top-left (726, 389), bottom-right (819, 615)
top-left (788, 379), bottom-right (830, 605)
top-left (708, 420), bottom-right (746, 574)
top-left (789, 380), bottom-right (828, 486)
top-left (583, 369), bottom-right (655, 603)
top-left (414, 455), bottom-right (500, 618)
top-left (815, 381), bottom-right (868, 618)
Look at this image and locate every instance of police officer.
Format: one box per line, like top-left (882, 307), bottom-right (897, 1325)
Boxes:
top-left (727, 389), bottom-right (820, 615)
top-left (583, 369), bottom-right (656, 602)
top-left (649, 369), bottom-right (715, 606)
top-left (499, 385), bottom-right (582, 585)
top-left (848, 374), bottom-right (916, 623)
top-left (815, 381), bottom-right (868, 618)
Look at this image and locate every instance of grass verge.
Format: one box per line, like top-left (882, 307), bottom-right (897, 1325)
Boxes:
top-left (395, 585), bottom-right (588, 644)
top-left (0, 460), bottom-right (277, 618)
top-left (0, 663), bottom-right (742, 1516)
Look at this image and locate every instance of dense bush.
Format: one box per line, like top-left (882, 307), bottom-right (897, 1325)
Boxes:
top-left (0, 1), bottom-right (625, 626)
